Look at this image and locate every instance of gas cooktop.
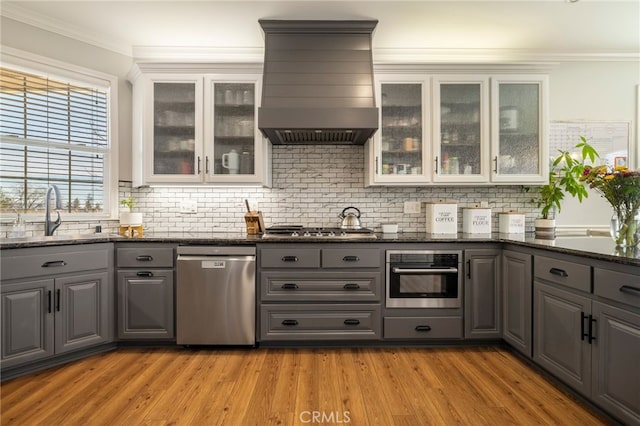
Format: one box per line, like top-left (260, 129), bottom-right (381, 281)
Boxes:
top-left (262, 225), bottom-right (377, 240)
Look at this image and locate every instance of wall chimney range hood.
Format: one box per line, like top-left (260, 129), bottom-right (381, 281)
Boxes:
top-left (258, 19), bottom-right (379, 145)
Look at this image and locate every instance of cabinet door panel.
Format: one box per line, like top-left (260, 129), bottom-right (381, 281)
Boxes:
top-left (433, 76), bottom-right (490, 183)
top-left (1, 280), bottom-right (54, 368)
top-left (534, 281), bottom-right (591, 396)
top-left (55, 272), bottom-right (110, 354)
top-left (465, 249), bottom-right (501, 338)
top-left (592, 302), bottom-right (640, 425)
top-left (502, 250), bottom-right (532, 356)
top-left (491, 75), bottom-right (547, 183)
top-left (117, 270), bottom-right (175, 339)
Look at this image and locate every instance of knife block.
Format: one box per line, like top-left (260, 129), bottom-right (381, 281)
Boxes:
top-left (244, 211), bottom-right (264, 235)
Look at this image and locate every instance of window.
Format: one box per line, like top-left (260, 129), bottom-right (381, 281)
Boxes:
top-left (0, 58), bottom-right (116, 218)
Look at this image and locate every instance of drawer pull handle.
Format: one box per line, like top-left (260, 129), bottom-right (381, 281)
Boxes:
top-left (620, 285), bottom-right (640, 296)
top-left (55, 289), bottom-right (61, 312)
top-left (415, 325), bottom-right (432, 332)
top-left (42, 260), bottom-right (67, 268)
top-left (588, 315), bottom-right (597, 344)
top-left (342, 256), bottom-right (360, 262)
top-left (343, 283), bottom-right (360, 290)
top-left (281, 256), bottom-right (299, 262)
top-left (549, 268), bottom-right (568, 277)
top-left (136, 271), bottom-right (154, 277)
top-left (580, 312), bottom-right (589, 341)
top-left (281, 283), bottom-right (299, 290)
top-left (282, 319), bottom-right (299, 326)
top-left (344, 319), bottom-right (360, 326)
top-left (136, 255), bottom-right (153, 261)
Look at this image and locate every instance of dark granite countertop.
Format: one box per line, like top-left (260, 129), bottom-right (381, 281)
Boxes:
top-left (1, 232), bottom-right (639, 267)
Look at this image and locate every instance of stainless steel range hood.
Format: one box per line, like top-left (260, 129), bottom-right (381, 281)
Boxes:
top-left (258, 20), bottom-right (379, 145)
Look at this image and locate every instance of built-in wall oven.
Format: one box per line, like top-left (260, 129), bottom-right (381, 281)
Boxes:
top-left (386, 250), bottom-right (462, 308)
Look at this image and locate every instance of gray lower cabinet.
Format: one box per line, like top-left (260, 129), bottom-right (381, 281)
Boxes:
top-left (502, 250), bottom-right (532, 357)
top-left (533, 281), bottom-right (592, 396)
top-left (591, 301), bottom-right (640, 425)
top-left (464, 249), bottom-right (501, 339)
top-left (116, 244), bottom-right (175, 340)
top-left (532, 257), bottom-right (640, 424)
top-left (258, 244), bottom-right (382, 342)
top-left (1, 279), bottom-right (54, 368)
top-left (0, 244), bottom-right (113, 370)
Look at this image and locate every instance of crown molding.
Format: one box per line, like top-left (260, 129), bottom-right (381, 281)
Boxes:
top-left (373, 48), bottom-right (640, 63)
top-left (132, 46), bottom-right (264, 62)
top-left (1, 3), bottom-right (133, 57)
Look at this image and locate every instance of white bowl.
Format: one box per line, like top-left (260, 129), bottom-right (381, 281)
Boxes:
top-left (381, 223), bottom-right (398, 233)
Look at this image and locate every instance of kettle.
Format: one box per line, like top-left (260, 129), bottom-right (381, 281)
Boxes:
top-left (338, 207), bottom-right (362, 230)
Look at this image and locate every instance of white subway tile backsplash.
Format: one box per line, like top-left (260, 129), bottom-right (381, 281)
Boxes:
top-left (1, 145), bottom-right (540, 238)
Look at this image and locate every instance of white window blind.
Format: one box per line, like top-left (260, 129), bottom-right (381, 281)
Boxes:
top-left (0, 67), bottom-right (109, 214)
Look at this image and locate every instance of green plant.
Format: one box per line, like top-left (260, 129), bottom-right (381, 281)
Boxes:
top-left (533, 136), bottom-right (599, 219)
top-left (120, 196), bottom-right (136, 211)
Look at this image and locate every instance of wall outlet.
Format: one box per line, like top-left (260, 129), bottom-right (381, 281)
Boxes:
top-left (180, 199), bottom-right (198, 214)
top-left (404, 201), bottom-right (421, 214)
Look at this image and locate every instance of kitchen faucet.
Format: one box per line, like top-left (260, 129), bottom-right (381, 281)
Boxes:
top-left (44, 184), bottom-right (62, 236)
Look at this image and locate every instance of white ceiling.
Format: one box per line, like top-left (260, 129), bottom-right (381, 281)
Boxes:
top-left (2, 0), bottom-right (639, 61)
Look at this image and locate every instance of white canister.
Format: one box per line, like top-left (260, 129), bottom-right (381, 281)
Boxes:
top-left (221, 149), bottom-right (240, 174)
top-left (425, 201), bottom-right (458, 234)
top-left (463, 207), bottom-right (492, 234)
top-left (499, 211), bottom-right (526, 234)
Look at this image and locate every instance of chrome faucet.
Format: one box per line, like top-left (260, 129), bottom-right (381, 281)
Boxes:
top-left (44, 184), bottom-right (62, 236)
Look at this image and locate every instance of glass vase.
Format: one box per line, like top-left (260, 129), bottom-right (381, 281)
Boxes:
top-left (610, 207), bottom-right (640, 247)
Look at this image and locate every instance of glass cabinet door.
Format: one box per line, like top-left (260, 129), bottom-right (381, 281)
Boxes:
top-left (374, 81), bottom-right (427, 183)
top-left (206, 80), bottom-right (260, 182)
top-left (491, 76), bottom-right (547, 183)
top-left (152, 81), bottom-right (200, 179)
top-left (433, 77), bottom-right (489, 183)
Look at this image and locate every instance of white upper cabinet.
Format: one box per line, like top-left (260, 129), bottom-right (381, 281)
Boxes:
top-left (366, 70), bottom-right (548, 186)
top-left (366, 75), bottom-right (430, 186)
top-left (432, 75), bottom-right (490, 184)
top-left (204, 75), bottom-right (269, 185)
top-left (491, 75), bottom-right (548, 184)
top-left (129, 65), bottom-right (271, 187)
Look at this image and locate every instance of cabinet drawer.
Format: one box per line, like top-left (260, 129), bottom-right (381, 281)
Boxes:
top-left (117, 247), bottom-right (174, 268)
top-left (534, 255), bottom-right (591, 292)
top-left (594, 268), bottom-right (640, 309)
top-left (384, 317), bottom-right (463, 339)
top-left (260, 248), bottom-right (320, 268)
top-left (1, 244), bottom-right (110, 281)
top-left (260, 304), bottom-right (381, 340)
top-left (322, 248), bottom-right (380, 268)
top-left (261, 271), bottom-right (381, 302)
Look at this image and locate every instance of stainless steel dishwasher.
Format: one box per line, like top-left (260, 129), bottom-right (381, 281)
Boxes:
top-left (176, 246), bottom-right (256, 346)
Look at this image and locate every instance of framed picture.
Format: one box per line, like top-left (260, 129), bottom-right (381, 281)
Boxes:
top-left (614, 156), bottom-right (627, 167)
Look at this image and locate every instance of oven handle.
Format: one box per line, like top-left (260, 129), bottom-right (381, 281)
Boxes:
top-left (391, 267), bottom-right (458, 274)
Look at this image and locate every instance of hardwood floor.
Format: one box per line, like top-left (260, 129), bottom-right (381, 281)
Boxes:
top-left (1, 346), bottom-right (610, 425)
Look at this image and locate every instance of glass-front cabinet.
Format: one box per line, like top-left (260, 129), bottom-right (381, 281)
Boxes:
top-left (204, 75), bottom-right (266, 184)
top-left (367, 76), bottom-right (429, 185)
top-left (491, 75), bottom-right (548, 183)
top-left (130, 65), bottom-right (270, 187)
top-left (432, 76), bottom-right (490, 183)
top-left (147, 76), bottom-right (203, 184)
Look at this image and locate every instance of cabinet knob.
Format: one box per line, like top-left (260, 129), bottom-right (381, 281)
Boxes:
top-left (281, 283), bottom-right (299, 290)
top-left (136, 255), bottom-right (153, 261)
top-left (281, 256), bottom-right (298, 262)
top-left (343, 319), bottom-right (360, 326)
top-left (415, 325), bottom-right (432, 332)
top-left (281, 319), bottom-right (299, 326)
